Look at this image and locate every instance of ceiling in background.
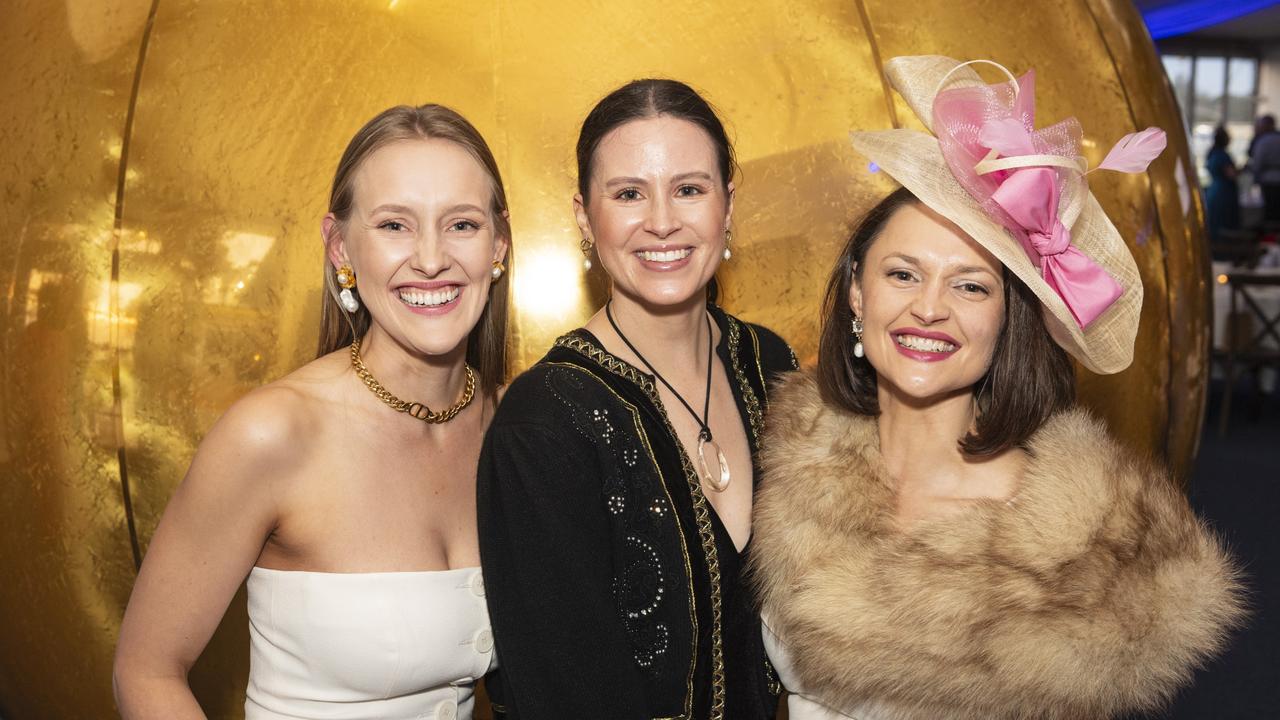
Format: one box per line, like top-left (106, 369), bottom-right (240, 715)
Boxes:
top-left (1134, 0), bottom-right (1280, 41)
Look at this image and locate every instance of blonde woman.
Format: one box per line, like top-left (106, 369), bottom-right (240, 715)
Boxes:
top-left (114, 104), bottom-right (511, 720)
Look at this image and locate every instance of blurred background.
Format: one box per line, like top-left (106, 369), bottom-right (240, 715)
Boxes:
top-left (1135, 2), bottom-right (1280, 718)
top-left (0, 0), bottom-right (1276, 718)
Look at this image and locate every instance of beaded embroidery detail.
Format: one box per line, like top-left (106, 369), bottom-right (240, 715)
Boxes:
top-left (555, 332), bottom-right (730, 720)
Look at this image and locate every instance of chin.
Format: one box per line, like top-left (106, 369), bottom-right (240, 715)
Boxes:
top-left (404, 336), bottom-right (470, 359)
top-left (626, 277), bottom-right (713, 308)
top-left (877, 371), bottom-right (977, 406)
top-left (384, 319), bottom-right (474, 359)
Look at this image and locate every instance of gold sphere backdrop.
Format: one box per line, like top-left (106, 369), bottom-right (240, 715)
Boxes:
top-left (0, 0), bottom-right (1206, 717)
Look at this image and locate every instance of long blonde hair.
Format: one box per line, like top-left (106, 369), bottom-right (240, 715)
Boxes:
top-left (317, 104), bottom-right (511, 394)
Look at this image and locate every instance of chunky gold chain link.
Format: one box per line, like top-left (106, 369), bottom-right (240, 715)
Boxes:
top-left (349, 338), bottom-right (475, 423)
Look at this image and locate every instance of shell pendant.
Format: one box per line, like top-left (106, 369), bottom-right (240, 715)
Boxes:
top-left (697, 434), bottom-right (731, 492)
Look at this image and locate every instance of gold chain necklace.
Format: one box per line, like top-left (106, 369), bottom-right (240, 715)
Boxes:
top-left (349, 337), bottom-right (476, 423)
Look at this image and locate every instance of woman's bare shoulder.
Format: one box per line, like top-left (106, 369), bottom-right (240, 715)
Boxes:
top-left (195, 352), bottom-right (350, 478)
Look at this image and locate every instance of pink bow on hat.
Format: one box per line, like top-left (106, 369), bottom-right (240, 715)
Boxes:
top-left (932, 70), bottom-right (1165, 329)
top-left (989, 166), bottom-right (1122, 327)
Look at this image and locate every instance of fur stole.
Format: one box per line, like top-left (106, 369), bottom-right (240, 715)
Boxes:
top-left (751, 371), bottom-right (1244, 720)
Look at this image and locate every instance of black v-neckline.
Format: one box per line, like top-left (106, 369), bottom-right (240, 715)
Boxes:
top-left (563, 309), bottom-right (759, 557)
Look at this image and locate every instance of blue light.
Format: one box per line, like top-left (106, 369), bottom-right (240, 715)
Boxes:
top-left (868, 162), bottom-right (880, 173)
top-left (1142, 0), bottom-right (1280, 40)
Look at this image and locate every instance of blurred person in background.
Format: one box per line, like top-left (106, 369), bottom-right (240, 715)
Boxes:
top-left (1248, 114), bottom-right (1280, 222)
top-left (1207, 125), bottom-right (1241, 243)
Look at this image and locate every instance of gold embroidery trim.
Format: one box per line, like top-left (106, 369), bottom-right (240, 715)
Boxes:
top-left (726, 318), bottom-right (764, 449)
top-left (555, 333), bottom-right (728, 720)
top-left (542, 359), bottom-right (698, 720)
top-left (764, 655), bottom-right (783, 697)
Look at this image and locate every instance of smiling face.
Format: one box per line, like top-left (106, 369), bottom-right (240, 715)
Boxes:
top-left (325, 138), bottom-right (508, 358)
top-left (850, 202), bottom-right (1006, 403)
top-left (575, 115), bottom-right (733, 309)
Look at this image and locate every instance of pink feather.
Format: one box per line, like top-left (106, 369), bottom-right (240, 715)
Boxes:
top-left (1097, 127), bottom-right (1167, 173)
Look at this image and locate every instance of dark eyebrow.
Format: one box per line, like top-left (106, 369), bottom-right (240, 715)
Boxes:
top-left (884, 253), bottom-right (1000, 279)
top-left (604, 176), bottom-right (648, 188)
top-left (953, 265), bottom-right (1000, 277)
top-left (672, 171), bottom-right (714, 184)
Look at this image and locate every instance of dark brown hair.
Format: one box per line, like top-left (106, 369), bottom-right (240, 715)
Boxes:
top-left (576, 79), bottom-right (735, 198)
top-left (816, 187), bottom-right (1075, 455)
top-left (316, 104), bottom-right (510, 395)
top-left (575, 79), bottom-right (735, 301)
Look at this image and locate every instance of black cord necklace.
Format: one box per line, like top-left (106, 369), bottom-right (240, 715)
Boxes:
top-left (605, 301), bottom-right (731, 492)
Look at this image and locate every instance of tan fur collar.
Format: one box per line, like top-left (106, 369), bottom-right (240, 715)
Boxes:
top-left (751, 371), bottom-right (1243, 720)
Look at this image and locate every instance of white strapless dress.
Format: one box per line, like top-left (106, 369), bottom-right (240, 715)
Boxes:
top-left (245, 566), bottom-right (495, 720)
top-left (762, 617), bottom-right (894, 720)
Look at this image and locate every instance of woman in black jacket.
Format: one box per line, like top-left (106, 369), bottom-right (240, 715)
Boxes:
top-left (478, 79), bottom-right (795, 720)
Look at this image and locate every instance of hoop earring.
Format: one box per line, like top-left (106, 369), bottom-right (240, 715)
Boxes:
top-left (851, 315), bottom-right (864, 358)
top-left (723, 228), bottom-right (733, 261)
top-left (580, 237), bottom-right (594, 271)
top-left (491, 260), bottom-right (505, 280)
top-left (336, 264), bottom-right (359, 313)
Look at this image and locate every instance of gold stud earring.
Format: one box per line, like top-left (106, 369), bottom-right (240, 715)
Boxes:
top-left (491, 260), bottom-right (505, 281)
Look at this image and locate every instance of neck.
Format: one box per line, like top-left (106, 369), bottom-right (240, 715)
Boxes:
top-left (355, 324), bottom-right (471, 417)
top-left (598, 289), bottom-right (712, 373)
top-left (875, 381), bottom-right (976, 485)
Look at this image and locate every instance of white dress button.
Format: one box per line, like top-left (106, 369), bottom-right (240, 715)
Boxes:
top-left (474, 627), bottom-right (494, 654)
top-left (469, 572), bottom-right (485, 598)
top-left (435, 699), bottom-right (458, 720)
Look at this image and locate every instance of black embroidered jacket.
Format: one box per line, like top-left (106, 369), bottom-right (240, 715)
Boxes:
top-left (478, 305), bottom-right (796, 720)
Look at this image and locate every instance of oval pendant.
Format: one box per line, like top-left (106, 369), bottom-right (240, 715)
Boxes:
top-left (697, 435), bottom-right (731, 492)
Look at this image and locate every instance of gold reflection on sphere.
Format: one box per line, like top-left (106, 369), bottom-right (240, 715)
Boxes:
top-left (0, 0), bottom-right (1205, 717)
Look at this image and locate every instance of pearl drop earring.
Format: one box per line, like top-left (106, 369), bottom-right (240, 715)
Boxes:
top-left (851, 315), bottom-right (865, 358)
top-left (336, 264), bottom-right (360, 313)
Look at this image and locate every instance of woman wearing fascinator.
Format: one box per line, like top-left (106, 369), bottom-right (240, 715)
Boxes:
top-left (749, 56), bottom-right (1244, 720)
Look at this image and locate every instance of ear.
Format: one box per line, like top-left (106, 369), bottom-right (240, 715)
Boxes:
top-left (847, 261), bottom-right (863, 317)
top-left (493, 209), bottom-right (511, 265)
top-left (723, 180), bottom-right (736, 230)
top-left (572, 192), bottom-right (592, 242)
top-left (322, 213), bottom-right (348, 269)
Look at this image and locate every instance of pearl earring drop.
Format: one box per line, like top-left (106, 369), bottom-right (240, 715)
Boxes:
top-left (336, 264), bottom-right (359, 313)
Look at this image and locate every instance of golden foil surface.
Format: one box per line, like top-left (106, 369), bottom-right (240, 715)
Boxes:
top-left (0, 1), bottom-right (1207, 717)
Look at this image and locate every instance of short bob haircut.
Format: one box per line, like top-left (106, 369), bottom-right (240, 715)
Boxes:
top-left (816, 186), bottom-right (1076, 456)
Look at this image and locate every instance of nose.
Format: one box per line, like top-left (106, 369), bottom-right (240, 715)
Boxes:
top-left (411, 230), bottom-right (451, 276)
top-left (909, 279), bottom-right (951, 324)
top-left (643, 196), bottom-right (682, 239)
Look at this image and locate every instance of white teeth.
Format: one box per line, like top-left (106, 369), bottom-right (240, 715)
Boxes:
top-left (637, 248), bottom-right (693, 263)
top-left (398, 286), bottom-right (460, 307)
top-left (895, 334), bottom-right (957, 353)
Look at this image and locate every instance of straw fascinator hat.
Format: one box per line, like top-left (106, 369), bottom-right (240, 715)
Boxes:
top-left (851, 56), bottom-right (1167, 374)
